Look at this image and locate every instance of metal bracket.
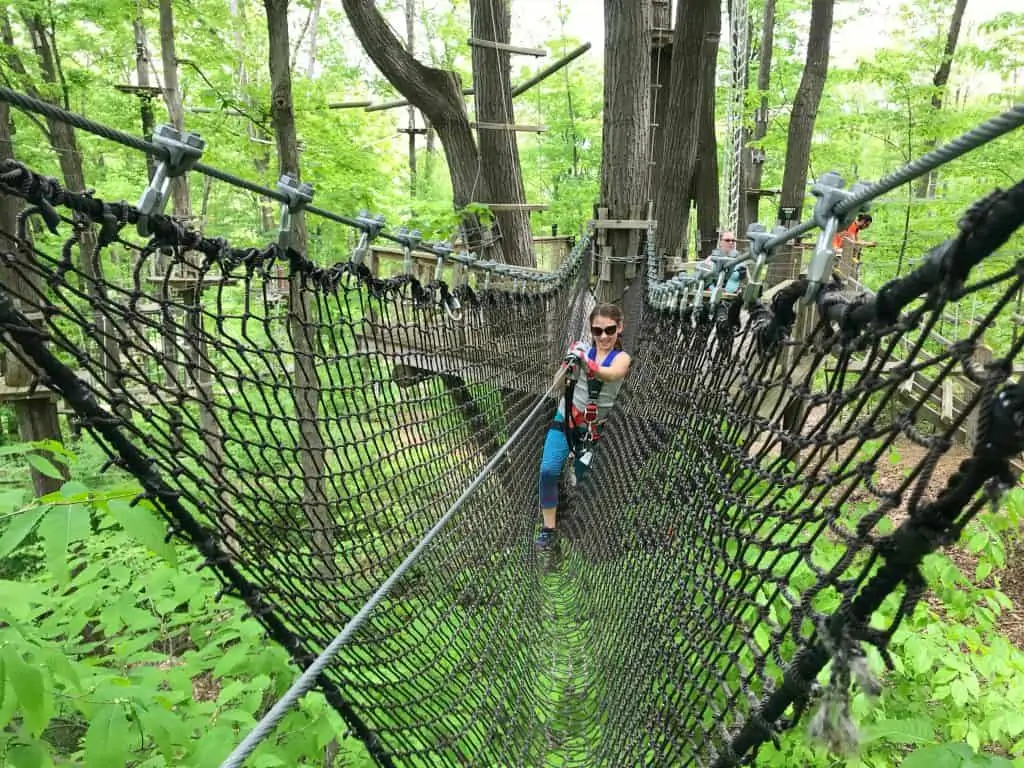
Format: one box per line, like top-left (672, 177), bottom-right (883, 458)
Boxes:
top-left (393, 227), bottom-right (422, 274)
top-left (276, 174), bottom-right (314, 250)
top-left (804, 171), bottom-right (866, 303)
top-left (743, 223), bottom-right (774, 305)
top-left (430, 241), bottom-right (453, 283)
top-left (137, 124), bottom-right (205, 237)
top-left (351, 210), bottom-right (386, 266)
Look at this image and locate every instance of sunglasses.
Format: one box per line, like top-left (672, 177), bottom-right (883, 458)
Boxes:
top-left (722, 238), bottom-right (736, 243)
top-left (591, 324), bottom-right (619, 337)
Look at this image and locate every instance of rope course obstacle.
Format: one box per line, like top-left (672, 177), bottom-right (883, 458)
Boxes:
top-left (0, 86), bottom-right (1023, 766)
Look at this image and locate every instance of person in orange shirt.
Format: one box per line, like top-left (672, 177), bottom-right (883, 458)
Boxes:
top-left (833, 213), bottom-right (875, 279)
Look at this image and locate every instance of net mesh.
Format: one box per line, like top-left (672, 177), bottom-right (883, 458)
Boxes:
top-left (1, 159), bottom-right (1023, 767)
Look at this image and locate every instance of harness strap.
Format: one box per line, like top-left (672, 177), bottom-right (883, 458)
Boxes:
top-left (562, 347), bottom-right (619, 452)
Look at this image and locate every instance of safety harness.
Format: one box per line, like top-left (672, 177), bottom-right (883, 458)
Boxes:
top-left (557, 347), bottom-right (620, 464)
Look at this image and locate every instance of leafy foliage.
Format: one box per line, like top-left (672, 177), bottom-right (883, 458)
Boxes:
top-left (0, 443), bottom-right (373, 767)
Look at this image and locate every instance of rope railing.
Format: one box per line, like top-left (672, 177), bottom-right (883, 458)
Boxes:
top-left (0, 86), bottom-right (570, 286)
top-left (647, 103), bottom-right (1024, 308)
top-left (3, 83), bottom-right (1024, 768)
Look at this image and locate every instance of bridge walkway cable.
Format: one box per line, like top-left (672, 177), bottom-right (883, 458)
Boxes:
top-left (0, 89), bottom-right (1022, 767)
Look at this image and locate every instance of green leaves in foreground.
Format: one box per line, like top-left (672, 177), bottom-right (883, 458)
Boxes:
top-left (0, 443), bottom-right (374, 767)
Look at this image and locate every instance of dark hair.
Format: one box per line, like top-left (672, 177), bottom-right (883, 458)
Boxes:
top-left (590, 303), bottom-right (624, 350)
top-left (857, 213), bottom-right (873, 224)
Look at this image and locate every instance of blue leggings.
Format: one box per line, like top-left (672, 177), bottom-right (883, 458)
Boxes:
top-left (538, 419), bottom-right (591, 509)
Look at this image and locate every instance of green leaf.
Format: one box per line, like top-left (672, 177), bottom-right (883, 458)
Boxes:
top-left (137, 704), bottom-right (182, 762)
top-left (106, 499), bottom-right (177, 566)
top-left (860, 717), bottom-right (934, 746)
top-left (976, 559), bottom-right (993, 583)
top-left (213, 643), bottom-right (251, 678)
top-left (84, 704), bottom-right (133, 767)
top-left (37, 503), bottom-right (91, 584)
top-left (40, 647), bottom-right (81, 692)
top-left (0, 505), bottom-right (47, 561)
top-left (6, 740), bottom-right (50, 768)
top-left (1, 645), bottom-right (49, 737)
top-left (24, 454), bottom-right (63, 480)
top-left (901, 743), bottom-right (973, 768)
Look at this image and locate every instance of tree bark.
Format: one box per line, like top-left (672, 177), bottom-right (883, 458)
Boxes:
top-left (599, 0), bottom-right (651, 301)
top-left (341, 0), bottom-right (535, 266)
top-left (0, 100), bottom-right (64, 497)
top-left (648, 0), bottom-right (672, 197)
top-left (742, 0), bottom-right (775, 236)
top-left (653, 0), bottom-right (717, 263)
top-left (14, 13), bottom-right (120, 393)
top-left (778, 0), bottom-right (834, 226)
top-left (229, 0), bottom-right (275, 235)
top-left (694, 5), bottom-right (721, 260)
top-left (914, 0), bottom-right (968, 199)
top-left (132, 17), bottom-right (157, 181)
top-left (470, 0), bottom-right (531, 266)
top-left (264, 0), bottom-right (334, 565)
top-left (157, 0), bottom-right (226, 495)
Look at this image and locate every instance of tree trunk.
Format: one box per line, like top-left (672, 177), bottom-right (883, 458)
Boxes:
top-left (406, 0), bottom-right (418, 197)
top-left (157, 0), bottom-right (191, 225)
top-left (0, 100), bottom-right (64, 497)
top-left (264, 0), bottom-right (334, 565)
top-left (307, 0), bottom-right (322, 78)
top-left (229, 0), bottom-right (275, 235)
top-left (648, 0), bottom-right (672, 197)
top-left (914, 0), bottom-right (968, 199)
top-left (16, 13), bottom-right (120, 393)
top-left (694, 4), bottom-right (721, 260)
top-left (599, 0), bottom-right (651, 301)
top-left (470, 0), bottom-right (532, 266)
top-left (341, 0), bottom-right (534, 266)
top-left (778, 0), bottom-right (834, 226)
top-left (742, 0), bottom-right (775, 236)
top-left (132, 17), bottom-right (157, 181)
top-left (158, 0), bottom-right (226, 497)
top-left (653, 0), bottom-right (717, 263)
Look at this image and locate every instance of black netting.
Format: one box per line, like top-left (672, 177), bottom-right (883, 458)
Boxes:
top-left (1, 158), bottom-right (1023, 767)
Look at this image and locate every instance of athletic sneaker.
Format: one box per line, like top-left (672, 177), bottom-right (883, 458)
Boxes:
top-left (535, 527), bottom-right (557, 550)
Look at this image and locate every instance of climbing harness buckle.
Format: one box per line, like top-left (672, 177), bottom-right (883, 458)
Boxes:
top-left (136, 124), bottom-right (205, 237)
top-left (276, 174), bottom-right (314, 251)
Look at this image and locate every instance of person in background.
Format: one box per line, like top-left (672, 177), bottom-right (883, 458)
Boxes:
top-left (833, 213), bottom-right (876, 280)
top-left (701, 231), bottom-right (746, 293)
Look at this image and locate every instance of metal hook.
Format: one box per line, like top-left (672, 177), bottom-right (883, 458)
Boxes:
top-left (137, 124), bottom-right (205, 237)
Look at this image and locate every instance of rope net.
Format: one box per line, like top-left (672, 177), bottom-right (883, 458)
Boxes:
top-left (1, 158), bottom-right (1023, 767)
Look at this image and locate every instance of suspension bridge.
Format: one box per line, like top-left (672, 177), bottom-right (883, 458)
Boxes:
top-left (0, 86), bottom-right (1023, 767)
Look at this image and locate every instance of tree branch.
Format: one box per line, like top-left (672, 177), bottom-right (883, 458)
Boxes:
top-left (340, 0), bottom-right (466, 122)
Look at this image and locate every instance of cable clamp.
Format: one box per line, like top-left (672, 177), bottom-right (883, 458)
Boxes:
top-left (276, 174), bottom-right (314, 250)
top-left (136, 124), bottom-right (205, 237)
top-left (350, 210), bottom-right (386, 266)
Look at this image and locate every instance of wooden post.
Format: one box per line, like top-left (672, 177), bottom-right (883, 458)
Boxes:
top-left (964, 344), bottom-right (993, 446)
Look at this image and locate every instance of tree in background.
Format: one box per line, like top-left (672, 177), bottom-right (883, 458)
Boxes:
top-left (340, 0), bottom-right (536, 267)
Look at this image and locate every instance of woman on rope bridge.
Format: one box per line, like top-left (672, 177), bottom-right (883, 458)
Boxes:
top-left (536, 303), bottom-right (631, 550)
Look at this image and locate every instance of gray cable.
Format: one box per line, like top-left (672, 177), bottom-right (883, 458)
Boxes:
top-left (0, 86), bottom-right (569, 284)
top-left (217, 378), bottom-right (562, 768)
top-left (763, 103), bottom-right (1023, 251)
